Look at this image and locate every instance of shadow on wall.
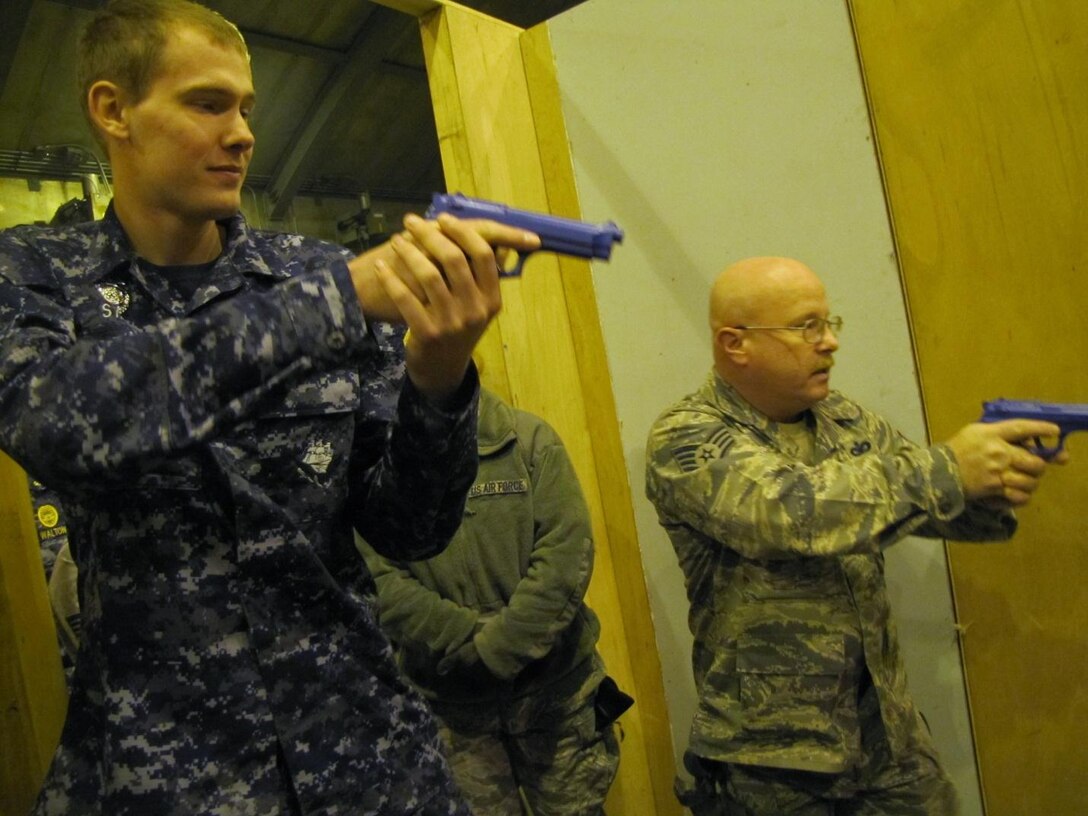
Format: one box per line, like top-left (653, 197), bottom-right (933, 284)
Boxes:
top-left (559, 98), bottom-right (709, 338)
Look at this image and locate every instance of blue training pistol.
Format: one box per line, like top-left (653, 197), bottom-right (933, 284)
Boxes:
top-left (425, 192), bottom-right (624, 277)
top-left (979, 398), bottom-right (1088, 459)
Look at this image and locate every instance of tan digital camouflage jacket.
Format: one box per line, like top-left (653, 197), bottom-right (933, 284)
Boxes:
top-left (645, 372), bottom-right (1014, 773)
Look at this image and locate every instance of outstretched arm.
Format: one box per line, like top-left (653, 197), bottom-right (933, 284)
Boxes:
top-left (646, 403), bottom-right (1051, 559)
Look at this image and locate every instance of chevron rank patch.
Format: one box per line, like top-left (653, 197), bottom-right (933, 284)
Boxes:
top-left (673, 427), bottom-right (734, 472)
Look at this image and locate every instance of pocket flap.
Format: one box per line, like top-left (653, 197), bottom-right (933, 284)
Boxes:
top-left (259, 370), bottom-right (361, 418)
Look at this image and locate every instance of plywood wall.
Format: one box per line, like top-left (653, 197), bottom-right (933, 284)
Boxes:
top-left (417, 5), bottom-right (680, 814)
top-left (546, 0), bottom-right (990, 806)
top-left (849, 2), bottom-right (1088, 812)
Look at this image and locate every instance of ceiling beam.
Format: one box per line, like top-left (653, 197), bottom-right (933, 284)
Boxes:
top-left (372, 0), bottom-right (588, 28)
top-left (242, 30), bottom-right (348, 64)
top-left (266, 5), bottom-right (405, 218)
top-left (448, 0), bottom-right (588, 27)
top-left (370, 0), bottom-right (441, 19)
top-left (43, 0), bottom-right (99, 10)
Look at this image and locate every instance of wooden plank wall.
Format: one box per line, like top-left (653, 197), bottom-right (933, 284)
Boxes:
top-left (418, 4), bottom-right (680, 814)
top-left (848, 2), bottom-right (1088, 813)
top-left (0, 181), bottom-right (114, 814)
top-left (0, 451), bottom-right (66, 816)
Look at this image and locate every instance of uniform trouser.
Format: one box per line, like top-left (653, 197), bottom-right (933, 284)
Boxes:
top-left (430, 656), bottom-right (621, 816)
top-left (678, 674), bottom-right (958, 816)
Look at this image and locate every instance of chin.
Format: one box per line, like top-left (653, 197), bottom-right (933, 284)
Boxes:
top-left (795, 392), bottom-right (827, 414)
top-left (205, 201), bottom-right (242, 221)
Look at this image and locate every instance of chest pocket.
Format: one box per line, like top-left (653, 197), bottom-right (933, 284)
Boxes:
top-left (256, 369), bottom-right (362, 420)
top-left (235, 370), bottom-right (362, 496)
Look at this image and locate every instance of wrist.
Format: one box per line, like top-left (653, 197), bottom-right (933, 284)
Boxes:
top-left (404, 358), bottom-right (478, 411)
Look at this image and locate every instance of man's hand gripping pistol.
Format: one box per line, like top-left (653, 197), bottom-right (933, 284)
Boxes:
top-left (980, 398), bottom-right (1088, 459)
top-left (426, 192), bottom-right (624, 276)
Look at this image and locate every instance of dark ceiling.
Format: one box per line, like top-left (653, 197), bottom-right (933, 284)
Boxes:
top-left (0, 0), bottom-right (587, 217)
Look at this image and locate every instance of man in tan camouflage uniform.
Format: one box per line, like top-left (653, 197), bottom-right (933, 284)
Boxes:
top-left (645, 256), bottom-right (1067, 815)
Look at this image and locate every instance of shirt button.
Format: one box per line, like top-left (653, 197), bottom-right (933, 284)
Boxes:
top-left (327, 331), bottom-right (346, 350)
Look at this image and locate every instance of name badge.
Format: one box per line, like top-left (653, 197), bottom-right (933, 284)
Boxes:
top-left (468, 479), bottom-right (529, 498)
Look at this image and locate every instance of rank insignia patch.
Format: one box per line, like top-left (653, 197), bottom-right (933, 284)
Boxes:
top-left (95, 282), bottom-right (130, 317)
top-left (302, 440), bottom-right (334, 475)
top-left (97, 283), bottom-right (131, 317)
top-left (673, 427), bottom-right (734, 472)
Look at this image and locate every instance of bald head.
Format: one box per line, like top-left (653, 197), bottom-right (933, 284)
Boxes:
top-left (709, 256), bottom-right (824, 333)
top-left (707, 256), bottom-right (838, 421)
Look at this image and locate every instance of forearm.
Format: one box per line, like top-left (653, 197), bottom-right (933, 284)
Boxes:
top-left (647, 419), bottom-right (966, 559)
top-left (347, 243), bottom-right (402, 322)
top-left (363, 549), bottom-right (479, 655)
top-left (910, 446), bottom-right (1017, 542)
top-left (475, 444), bottom-right (594, 678)
top-left (351, 367), bottom-right (480, 562)
top-left (474, 545), bottom-right (590, 679)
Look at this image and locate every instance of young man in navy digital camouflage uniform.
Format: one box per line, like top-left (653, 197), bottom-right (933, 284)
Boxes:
top-left (0, 1), bottom-right (539, 813)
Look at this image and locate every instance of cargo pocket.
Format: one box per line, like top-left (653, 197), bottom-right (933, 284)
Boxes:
top-left (736, 631), bottom-right (845, 743)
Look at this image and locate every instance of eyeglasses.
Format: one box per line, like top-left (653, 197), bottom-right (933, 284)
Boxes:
top-left (732, 316), bottom-right (843, 344)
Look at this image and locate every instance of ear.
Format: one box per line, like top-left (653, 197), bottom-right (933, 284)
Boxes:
top-left (715, 326), bottom-right (746, 363)
top-left (86, 80), bottom-right (130, 143)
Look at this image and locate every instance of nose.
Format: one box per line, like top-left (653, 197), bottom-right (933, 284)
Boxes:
top-left (226, 110), bottom-right (255, 153)
top-left (817, 323), bottom-right (839, 350)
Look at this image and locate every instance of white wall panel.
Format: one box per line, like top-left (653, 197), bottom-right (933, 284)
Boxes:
top-left (548, 2), bottom-right (982, 812)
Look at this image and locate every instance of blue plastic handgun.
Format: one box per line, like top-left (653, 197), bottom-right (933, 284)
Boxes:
top-left (425, 192), bottom-right (624, 276)
top-left (980, 398), bottom-right (1088, 458)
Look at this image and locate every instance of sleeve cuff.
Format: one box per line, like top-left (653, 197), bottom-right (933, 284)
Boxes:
top-left (474, 627), bottom-right (522, 680)
top-left (397, 362), bottom-right (480, 449)
top-left (929, 443), bottom-right (968, 521)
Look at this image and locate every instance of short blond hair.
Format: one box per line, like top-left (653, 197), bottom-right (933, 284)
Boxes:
top-left (78, 0), bottom-right (249, 144)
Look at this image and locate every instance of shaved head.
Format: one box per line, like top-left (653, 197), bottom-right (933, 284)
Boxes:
top-left (708, 256), bottom-right (838, 422)
top-left (709, 256), bottom-right (823, 332)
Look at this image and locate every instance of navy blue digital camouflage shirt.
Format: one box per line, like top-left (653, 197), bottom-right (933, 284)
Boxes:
top-left (0, 205), bottom-right (475, 816)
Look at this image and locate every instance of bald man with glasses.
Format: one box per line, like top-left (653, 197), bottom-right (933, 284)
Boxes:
top-left (646, 256), bottom-right (1066, 814)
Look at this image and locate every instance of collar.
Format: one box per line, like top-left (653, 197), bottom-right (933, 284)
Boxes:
top-left (706, 370), bottom-right (863, 444)
top-left (477, 388), bottom-right (518, 455)
top-left (84, 203), bottom-right (286, 285)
